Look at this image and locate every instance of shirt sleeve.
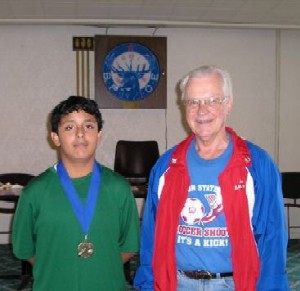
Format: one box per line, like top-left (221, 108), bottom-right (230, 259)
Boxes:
top-left (119, 182), bottom-right (140, 253)
top-left (12, 186), bottom-right (36, 260)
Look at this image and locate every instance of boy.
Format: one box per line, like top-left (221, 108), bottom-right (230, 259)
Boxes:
top-left (13, 96), bottom-right (140, 290)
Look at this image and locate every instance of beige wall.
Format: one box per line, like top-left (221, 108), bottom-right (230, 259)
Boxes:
top-left (279, 30), bottom-right (300, 170)
top-left (0, 26), bottom-right (279, 174)
top-left (1, 26), bottom-right (300, 242)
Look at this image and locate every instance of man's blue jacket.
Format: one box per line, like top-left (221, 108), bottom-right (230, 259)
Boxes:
top-left (134, 135), bottom-right (290, 290)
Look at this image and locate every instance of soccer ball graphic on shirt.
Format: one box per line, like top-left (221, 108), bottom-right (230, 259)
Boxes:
top-left (181, 198), bottom-right (205, 225)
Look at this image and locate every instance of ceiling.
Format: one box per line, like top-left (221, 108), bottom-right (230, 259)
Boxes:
top-left (1, 0), bottom-right (300, 30)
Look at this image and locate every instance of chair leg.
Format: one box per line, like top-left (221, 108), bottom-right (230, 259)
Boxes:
top-left (17, 275), bottom-right (32, 290)
top-left (124, 261), bottom-right (132, 285)
top-left (287, 207), bottom-right (291, 240)
top-left (17, 261), bottom-right (32, 290)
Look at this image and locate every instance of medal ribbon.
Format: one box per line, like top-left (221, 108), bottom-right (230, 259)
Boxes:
top-left (57, 161), bottom-right (101, 235)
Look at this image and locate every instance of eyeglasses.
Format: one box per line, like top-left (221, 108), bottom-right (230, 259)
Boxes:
top-left (182, 96), bottom-right (228, 110)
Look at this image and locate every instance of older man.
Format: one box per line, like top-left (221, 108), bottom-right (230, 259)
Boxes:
top-left (134, 65), bottom-right (289, 291)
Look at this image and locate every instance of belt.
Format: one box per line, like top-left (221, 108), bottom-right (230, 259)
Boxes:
top-left (179, 270), bottom-right (233, 280)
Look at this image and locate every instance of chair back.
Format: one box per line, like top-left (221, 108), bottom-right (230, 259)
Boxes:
top-left (281, 172), bottom-right (300, 200)
top-left (0, 173), bottom-right (35, 214)
top-left (0, 173), bottom-right (35, 186)
top-left (281, 171), bottom-right (300, 239)
top-left (114, 140), bottom-right (159, 185)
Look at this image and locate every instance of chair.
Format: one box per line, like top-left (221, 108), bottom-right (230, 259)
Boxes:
top-left (114, 140), bottom-right (160, 198)
top-left (0, 173), bottom-right (35, 230)
top-left (114, 140), bottom-right (159, 284)
top-left (281, 172), bottom-right (300, 239)
top-left (0, 173), bottom-right (35, 290)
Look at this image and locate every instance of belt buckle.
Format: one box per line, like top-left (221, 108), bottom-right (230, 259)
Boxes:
top-left (198, 270), bottom-right (212, 279)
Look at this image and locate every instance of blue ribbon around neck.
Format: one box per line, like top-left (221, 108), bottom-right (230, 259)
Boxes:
top-left (57, 161), bottom-right (101, 236)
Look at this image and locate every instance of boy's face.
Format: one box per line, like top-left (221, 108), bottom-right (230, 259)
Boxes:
top-left (51, 110), bottom-right (102, 165)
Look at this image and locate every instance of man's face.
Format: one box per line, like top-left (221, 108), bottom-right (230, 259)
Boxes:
top-left (184, 73), bottom-right (233, 143)
top-left (51, 110), bottom-right (102, 164)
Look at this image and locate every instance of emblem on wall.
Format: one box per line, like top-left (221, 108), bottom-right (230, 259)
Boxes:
top-left (102, 43), bottom-right (160, 102)
top-left (95, 36), bottom-right (166, 109)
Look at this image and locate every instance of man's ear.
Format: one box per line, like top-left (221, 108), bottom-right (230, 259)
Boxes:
top-left (225, 98), bottom-right (233, 115)
top-left (51, 132), bottom-right (61, 147)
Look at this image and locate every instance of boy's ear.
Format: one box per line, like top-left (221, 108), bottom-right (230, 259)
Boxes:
top-left (97, 131), bottom-right (102, 143)
top-left (51, 132), bottom-right (61, 147)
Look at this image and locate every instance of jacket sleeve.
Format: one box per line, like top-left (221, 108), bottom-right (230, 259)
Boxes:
top-left (133, 149), bottom-right (173, 291)
top-left (248, 143), bottom-right (290, 290)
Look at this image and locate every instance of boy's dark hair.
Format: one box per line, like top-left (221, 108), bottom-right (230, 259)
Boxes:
top-left (50, 96), bottom-right (103, 133)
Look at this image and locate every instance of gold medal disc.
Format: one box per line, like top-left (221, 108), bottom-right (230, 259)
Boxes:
top-left (77, 241), bottom-right (94, 258)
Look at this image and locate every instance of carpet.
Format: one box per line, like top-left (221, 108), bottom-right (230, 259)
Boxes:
top-left (0, 240), bottom-right (299, 290)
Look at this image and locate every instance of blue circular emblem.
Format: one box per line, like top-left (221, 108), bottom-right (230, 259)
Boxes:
top-left (102, 43), bottom-right (160, 102)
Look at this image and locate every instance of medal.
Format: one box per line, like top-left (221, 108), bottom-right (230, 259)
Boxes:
top-left (57, 161), bottom-right (102, 259)
top-left (78, 235), bottom-right (94, 258)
